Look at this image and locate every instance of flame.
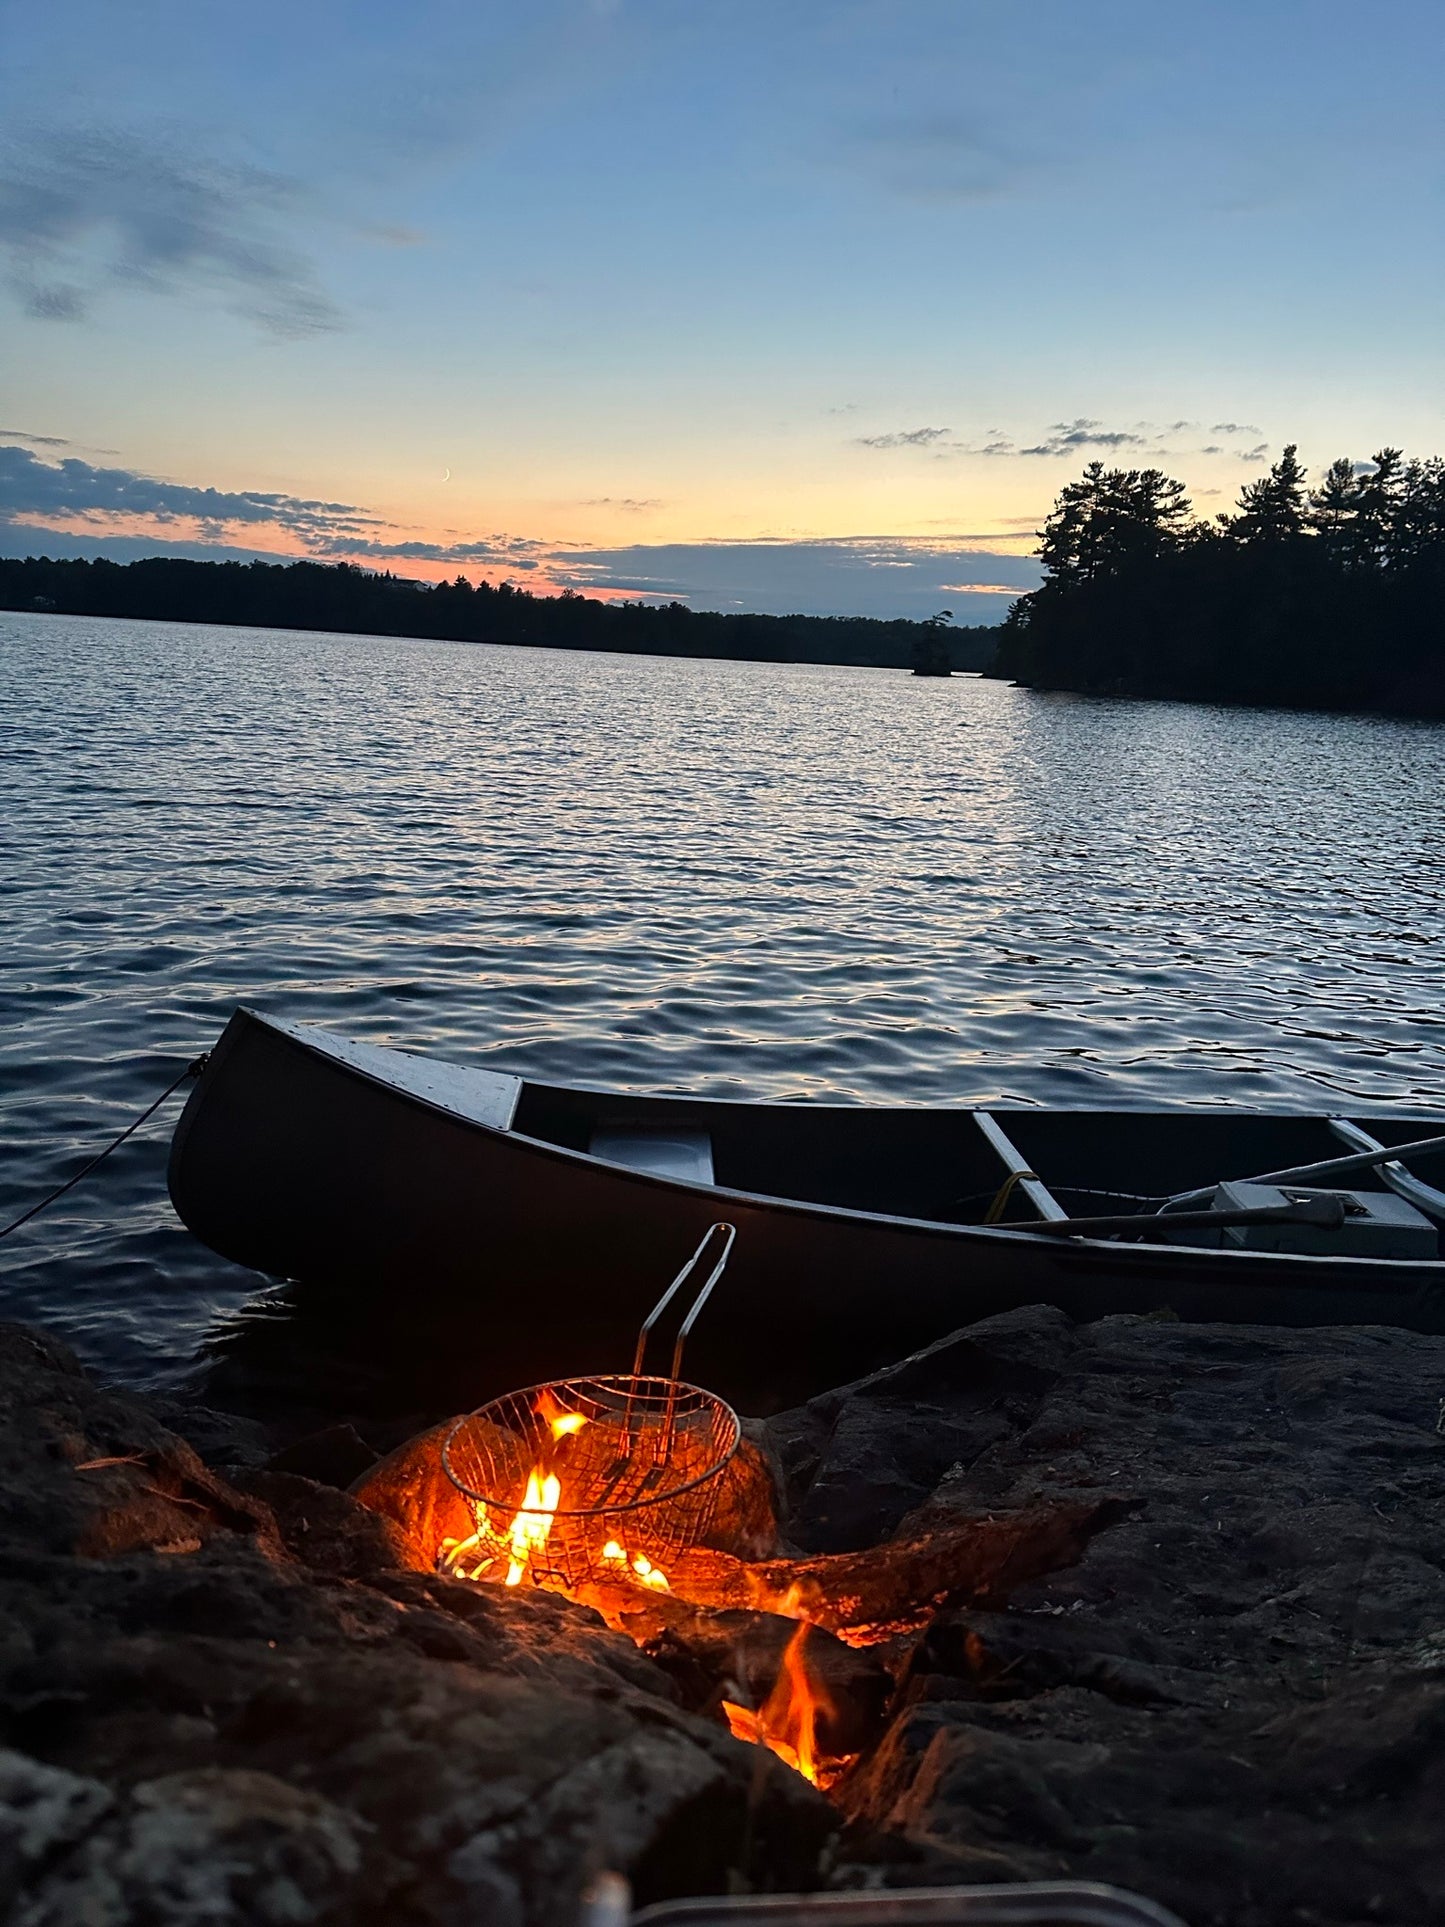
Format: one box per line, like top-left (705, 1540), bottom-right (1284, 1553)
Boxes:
top-left (537, 1387), bottom-right (589, 1440)
top-left (438, 1391), bottom-right (683, 1598)
top-left (600, 1538), bottom-right (670, 1591)
top-left (504, 1469), bottom-right (560, 1586)
top-left (721, 1623), bottom-right (853, 1788)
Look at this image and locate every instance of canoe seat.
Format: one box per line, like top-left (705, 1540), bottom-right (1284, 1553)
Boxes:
top-left (588, 1127), bottom-right (715, 1188)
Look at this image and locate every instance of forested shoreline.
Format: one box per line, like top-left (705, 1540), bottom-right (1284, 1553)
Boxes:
top-left (0, 554), bottom-right (999, 673)
top-left (993, 446), bottom-right (1445, 717)
top-left (10, 443), bottom-right (1443, 717)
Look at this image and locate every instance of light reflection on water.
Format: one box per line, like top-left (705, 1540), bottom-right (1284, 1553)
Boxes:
top-left (2, 611), bottom-right (1442, 1387)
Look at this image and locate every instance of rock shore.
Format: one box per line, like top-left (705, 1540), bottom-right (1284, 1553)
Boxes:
top-left (3, 1306), bottom-right (1444, 1926)
top-left (0, 1325), bottom-right (827, 1925)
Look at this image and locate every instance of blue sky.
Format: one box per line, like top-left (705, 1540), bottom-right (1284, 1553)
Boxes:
top-left (2, 0), bottom-right (1441, 618)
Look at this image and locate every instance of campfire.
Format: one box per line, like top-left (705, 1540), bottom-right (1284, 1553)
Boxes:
top-left (428, 1224), bottom-right (859, 1785)
top-left (353, 1226), bottom-right (1118, 1797)
top-left (435, 1376), bottom-right (854, 1785)
top-left (437, 1369), bottom-right (737, 1597)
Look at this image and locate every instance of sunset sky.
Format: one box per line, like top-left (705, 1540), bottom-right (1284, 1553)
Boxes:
top-left (3, 0), bottom-right (1441, 620)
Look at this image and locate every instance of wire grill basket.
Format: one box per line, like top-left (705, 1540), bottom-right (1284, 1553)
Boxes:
top-left (440, 1224), bottom-right (740, 1593)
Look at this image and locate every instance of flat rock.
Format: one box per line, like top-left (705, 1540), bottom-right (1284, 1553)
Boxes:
top-left (764, 1306), bottom-right (1075, 1553)
top-left (792, 1310), bottom-right (1445, 1925)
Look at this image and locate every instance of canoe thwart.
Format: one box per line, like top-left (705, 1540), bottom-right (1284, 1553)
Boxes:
top-left (973, 1113), bottom-right (1066, 1221)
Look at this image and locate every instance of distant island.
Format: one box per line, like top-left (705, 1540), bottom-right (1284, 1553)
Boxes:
top-left (0, 554), bottom-right (1000, 674)
top-left (991, 444), bottom-right (1445, 718)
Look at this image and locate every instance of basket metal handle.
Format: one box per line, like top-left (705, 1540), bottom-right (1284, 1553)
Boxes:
top-left (631, 1222), bottom-right (736, 1383)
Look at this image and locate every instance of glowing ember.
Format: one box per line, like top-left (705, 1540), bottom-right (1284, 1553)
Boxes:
top-left (721, 1623), bottom-right (855, 1789)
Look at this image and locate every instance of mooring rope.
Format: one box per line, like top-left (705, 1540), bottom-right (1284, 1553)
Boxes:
top-left (0, 1054), bottom-right (209, 1245)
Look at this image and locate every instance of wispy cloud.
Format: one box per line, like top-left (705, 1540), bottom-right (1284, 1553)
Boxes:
top-left (856, 426), bottom-right (954, 449)
top-left (1016, 419), bottom-right (1150, 457)
top-left (581, 496), bottom-right (664, 512)
top-left (318, 535), bottom-right (543, 568)
top-left (0, 127), bottom-right (341, 335)
top-left (0, 427), bottom-right (70, 447)
top-left (854, 417), bottom-right (1273, 464)
top-left (937, 582), bottom-right (1028, 595)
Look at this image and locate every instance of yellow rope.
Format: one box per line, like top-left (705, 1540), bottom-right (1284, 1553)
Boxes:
top-left (983, 1168), bottom-right (1040, 1224)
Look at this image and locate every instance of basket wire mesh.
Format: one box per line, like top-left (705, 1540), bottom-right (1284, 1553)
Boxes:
top-left (441, 1224), bottom-right (740, 1593)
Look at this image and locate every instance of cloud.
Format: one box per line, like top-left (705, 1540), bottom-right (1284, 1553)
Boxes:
top-left (0, 127), bottom-right (341, 335)
top-left (546, 536), bottom-right (1041, 621)
top-left (581, 496), bottom-right (664, 512)
top-left (857, 426), bottom-right (954, 450)
top-left (1016, 419), bottom-right (1150, 457)
top-left (0, 526), bottom-right (293, 567)
top-left (1211, 422), bottom-right (1262, 437)
top-left (0, 445), bottom-right (1042, 617)
top-left (856, 418), bottom-right (1275, 464)
top-left (0, 445), bottom-right (379, 539)
top-left (0, 427), bottom-right (70, 446)
top-left (936, 581), bottom-right (1029, 596)
top-left (319, 535), bottom-right (544, 568)
top-left (856, 420), bottom-right (1168, 461)
top-left (0, 442), bottom-right (551, 571)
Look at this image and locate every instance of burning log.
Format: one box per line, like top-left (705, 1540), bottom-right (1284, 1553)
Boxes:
top-left (580, 1500), bottom-right (1122, 1644)
top-left (352, 1410), bottom-right (1119, 1646)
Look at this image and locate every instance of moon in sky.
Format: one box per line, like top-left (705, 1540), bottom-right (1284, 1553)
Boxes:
top-left (442, 467), bottom-right (451, 481)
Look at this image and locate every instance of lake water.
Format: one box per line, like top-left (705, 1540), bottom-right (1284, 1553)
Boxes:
top-left (3, 610), bottom-right (1442, 1391)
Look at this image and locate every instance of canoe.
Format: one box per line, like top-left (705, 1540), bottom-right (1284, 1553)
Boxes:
top-left (169, 1008), bottom-right (1445, 1412)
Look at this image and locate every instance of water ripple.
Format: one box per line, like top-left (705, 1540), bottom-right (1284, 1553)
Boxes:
top-left (1, 611), bottom-right (1442, 1387)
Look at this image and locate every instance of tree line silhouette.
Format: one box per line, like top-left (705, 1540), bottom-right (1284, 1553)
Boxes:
top-left (991, 446), bottom-right (1445, 716)
top-left (0, 554), bottom-right (1000, 673)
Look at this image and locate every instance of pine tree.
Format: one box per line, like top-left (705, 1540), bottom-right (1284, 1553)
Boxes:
top-left (1308, 456), bottom-right (1362, 559)
top-left (1394, 456), bottom-right (1445, 564)
top-left (1037, 460), bottom-right (1110, 583)
top-left (1226, 444), bottom-right (1308, 542)
top-left (1352, 448), bottom-right (1407, 567)
top-left (1037, 462), bottom-right (1193, 583)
